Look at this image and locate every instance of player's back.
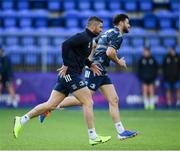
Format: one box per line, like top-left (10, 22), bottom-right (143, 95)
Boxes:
top-left (62, 29), bottom-right (96, 74)
top-left (93, 27), bottom-right (123, 70)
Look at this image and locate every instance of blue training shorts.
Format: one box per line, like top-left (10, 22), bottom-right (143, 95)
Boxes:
top-left (54, 72), bottom-right (86, 96)
top-left (84, 68), bottom-right (112, 91)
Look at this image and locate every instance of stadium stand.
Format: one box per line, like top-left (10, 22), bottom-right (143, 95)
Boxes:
top-left (0, 0), bottom-right (179, 71)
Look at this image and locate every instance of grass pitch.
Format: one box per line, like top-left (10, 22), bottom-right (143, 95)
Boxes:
top-left (0, 109), bottom-right (180, 150)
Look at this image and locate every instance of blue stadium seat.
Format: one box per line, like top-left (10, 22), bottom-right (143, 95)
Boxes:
top-left (129, 27), bottom-right (146, 34)
top-left (52, 37), bottom-right (65, 46)
top-left (176, 46), bottom-right (180, 54)
top-left (121, 36), bottom-right (130, 47)
top-left (48, 46), bottom-right (60, 52)
top-left (1, 46), bottom-right (10, 54)
top-left (156, 11), bottom-right (173, 29)
top-left (18, 10), bottom-right (33, 28)
top-left (10, 53), bottom-right (22, 65)
top-left (119, 46), bottom-right (134, 55)
top-left (24, 53), bottom-right (38, 65)
top-left (79, 10), bottom-right (96, 27)
top-left (118, 46), bottom-right (134, 65)
top-left (21, 28), bottom-right (36, 34)
top-left (6, 36), bottom-right (18, 46)
top-left (3, 27), bottom-right (19, 34)
top-left (131, 37), bottom-right (144, 47)
top-left (8, 46), bottom-right (23, 65)
top-left (45, 46), bottom-right (60, 65)
top-left (56, 51), bottom-right (63, 64)
top-left (31, 0), bottom-right (46, 10)
top-left (47, 0), bottom-right (62, 11)
top-left (37, 37), bottom-right (51, 46)
top-left (0, 15), bottom-right (3, 28)
top-left (108, 0), bottom-right (123, 11)
top-left (48, 28), bottom-right (72, 37)
top-left (130, 17), bottom-right (142, 27)
top-left (24, 46), bottom-right (40, 65)
top-left (124, 0), bottom-right (138, 12)
top-left (170, 0), bottom-right (180, 12)
top-left (22, 36), bottom-right (34, 46)
top-left (33, 10), bottom-right (48, 28)
top-left (129, 28), bottom-right (146, 47)
top-left (133, 46), bottom-right (144, 61)
top-left (48, 27), bottom-right (66, 34)
top-left (24, 46), bottom-right (40, 52)
top-left (159, 29), bottom-right (177, 47)
top-left (150, 46), bottom-right (167, 54)
top-left (148, 36), bottom-right (161, 47)
top-left (45, 46), bottom-right (63, 64)
top-left (68, 27), bottom-right (82, 34)
top-left (111, 10), bottom-right (127, 18)
top-left (2, 10), bottom-right (17, 28)
top-left (173, 12), bottom-right (179, 30)
top-left (78, 0), bottom-right (91, 11)
top-left (49, 16), bottom-right (64, 27)
top-left (96, 11), bottom-right (111, 28)
top-left (46, 52), bottom-right (55, 65)
top-left (64, 10), bottom-right (80, 28)
top-left (16, 0), bottom-right (29, 10)
top-left (4, 16), bottom-right (17, 28)
top-left (150, 46), bottom-right (167, 64)
top-left (135, 46), bottom-right (144, 53)
top-left (1, 0), bottom-right (14, 10)
top-left (63, 0), bottom-right (76, 11)
top-left (19, 17), bottom-right (32, 28)
top-left (0, 36), bottom-right (3, 44)
top-left (93, 0), bottom-right (107, 11)
top-left (143, 13), bottom-right (158, 29)
top-left (139, 0), bottom-right (152, 12)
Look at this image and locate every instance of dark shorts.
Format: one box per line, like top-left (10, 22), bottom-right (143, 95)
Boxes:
top-left (84, 68), bottom-right (112, 91)
top-left (54, 72), bottom-right (86, 97)
top-left (141, 79), bottom-right (155, 85)
top-left (164, 80), bottom-right (180, 90)
top-left (0, 77), bottom-right (11, 87)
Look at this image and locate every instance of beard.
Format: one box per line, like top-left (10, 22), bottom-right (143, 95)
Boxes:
top-left (123, 28), bottom-right (129, 33)
top-left (94, 31), bottom-right (101, 36)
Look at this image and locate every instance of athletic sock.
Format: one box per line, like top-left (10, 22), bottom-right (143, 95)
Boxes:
top-left (144, 97), bottom-right (149, 109)
top-left (56, 104), bottom-right (61, 109)
top-left (115, 122), bottom-right (125, 134)
top-left (20, 114), bottom-right (30, 125)
top-left (150, 97), bottom-right (155, 104)
top-left (88, 128), bottom-right (97, 140)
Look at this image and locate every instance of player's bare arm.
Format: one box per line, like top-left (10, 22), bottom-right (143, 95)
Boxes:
top-left (106, 47), bottom-right (127, 68)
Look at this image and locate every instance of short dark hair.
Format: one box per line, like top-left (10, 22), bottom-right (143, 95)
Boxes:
top-left (169, 46), bottom-right (175, 50)
top-left (113, 14), bottom-right (129, 26)
top-left (0, 45), bottom-right (3, 51)
top-left (87, 16), bottom-right (103, 27)
top-left (144, 47), bottom-right (150, 51)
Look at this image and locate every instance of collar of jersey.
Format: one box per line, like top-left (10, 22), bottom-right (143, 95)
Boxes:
top-left (114, 27), bottom-right (123, 36)
top-left (86, 28), bottom-right (97, 38)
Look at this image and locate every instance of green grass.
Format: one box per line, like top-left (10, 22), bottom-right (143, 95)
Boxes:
top-left (0, 109), bottom-right (180, 150)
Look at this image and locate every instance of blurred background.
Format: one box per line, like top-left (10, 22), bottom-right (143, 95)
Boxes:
top-left (0, 0), bottom-right (179, 109)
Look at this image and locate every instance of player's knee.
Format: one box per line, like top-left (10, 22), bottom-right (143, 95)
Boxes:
top-left (109, 95), bottom-right (119, 106)
top-left (45, 102), bottom-right (57, 110)
top-left (82, 99), bottom-right (93, 107)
